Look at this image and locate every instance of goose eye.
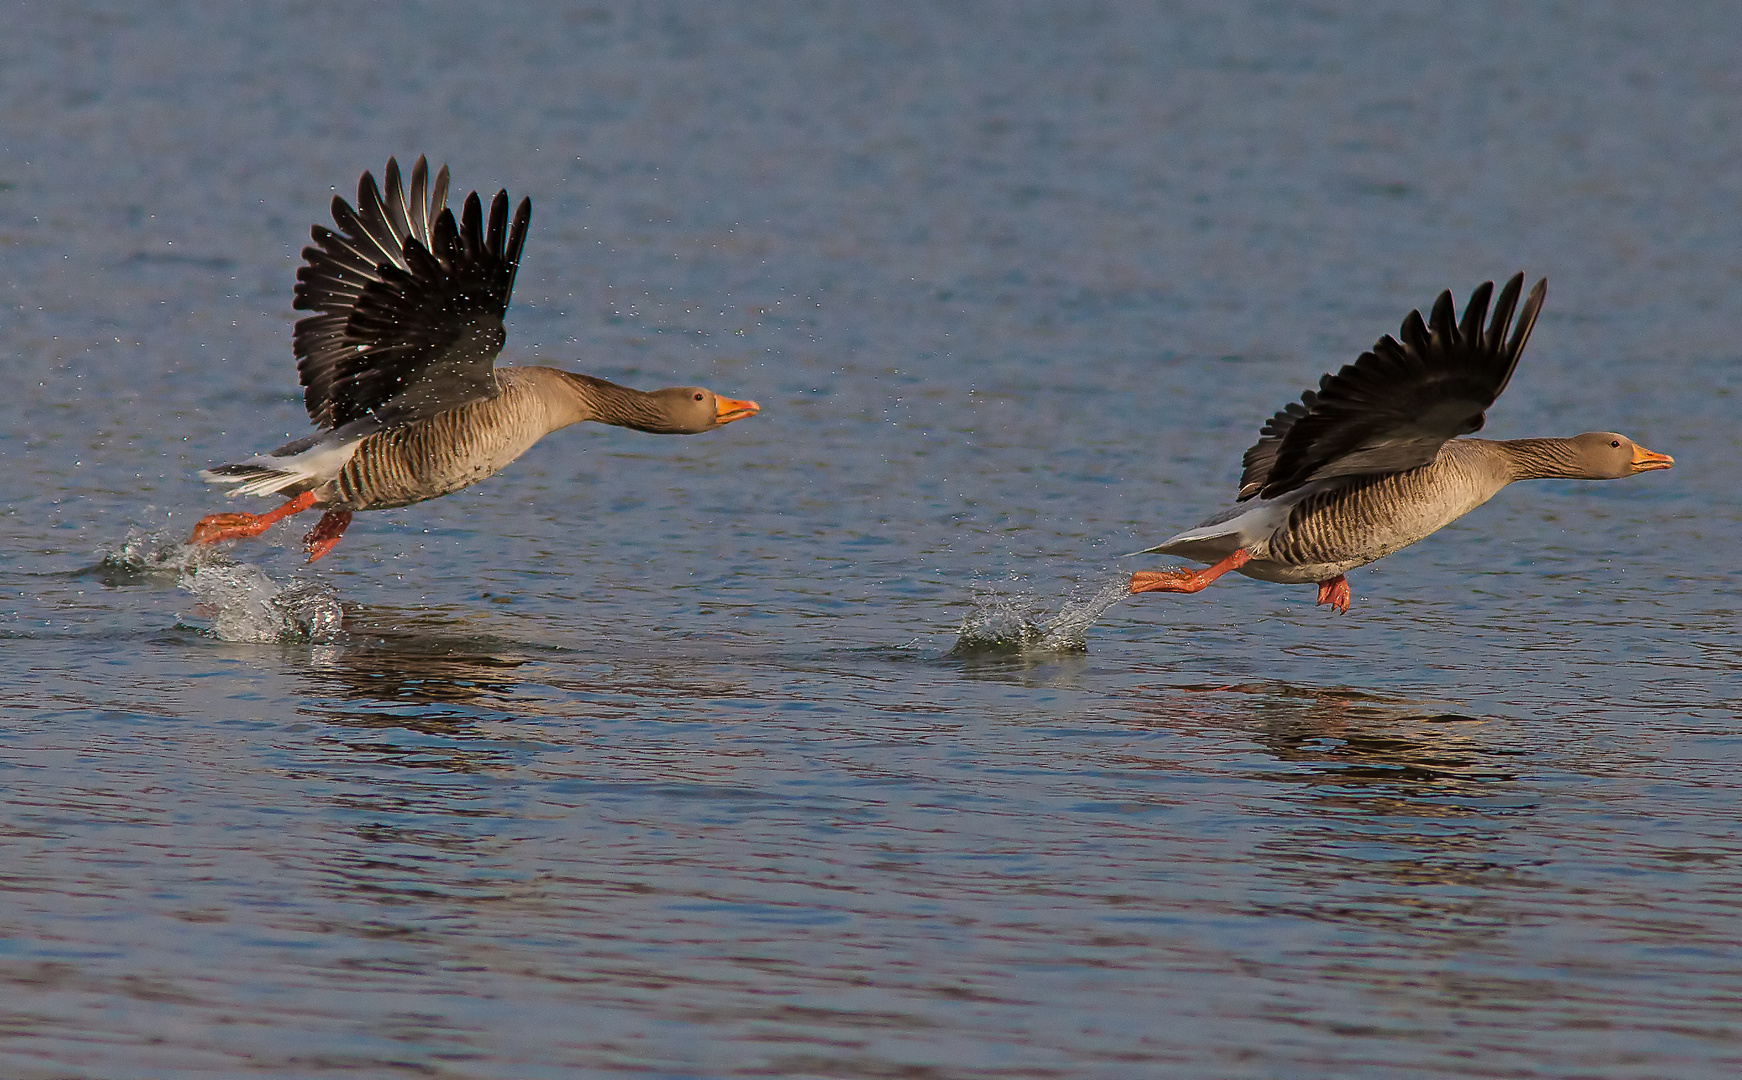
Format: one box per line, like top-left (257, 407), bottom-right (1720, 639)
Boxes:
top-left (1610, 439), bottom-right (1621, 448)
top-left (693, 392), bottom-right (705, 402)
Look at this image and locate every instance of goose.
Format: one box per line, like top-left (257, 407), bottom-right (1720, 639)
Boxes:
top-left (1128, 274), bottom-right (1673, 612)
top-left (188, 156), bottom-right (759, 562)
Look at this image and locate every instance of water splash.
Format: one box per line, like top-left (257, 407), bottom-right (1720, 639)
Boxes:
top-left (97, 526), bottom-right (344, 643)
top-left (182, 563), bottom-right (344, 643)
top-left (1034, 577), bottom-right (1132, 650)
top-left (949, 575), bottom-right (1130, 656)
top-left (95, 525), bottom-right (232, 582)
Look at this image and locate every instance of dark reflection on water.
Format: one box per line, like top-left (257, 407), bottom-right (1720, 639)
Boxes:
top-left (312, 608), bottom-right (532, 707)
top-left (937, 647), bottom-right (1095, 689)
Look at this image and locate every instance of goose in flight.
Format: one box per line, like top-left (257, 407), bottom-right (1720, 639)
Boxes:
top-left (1129, 274), bottom-right (1672, 612)
top-left (189, 156), bottom-right (759, 561)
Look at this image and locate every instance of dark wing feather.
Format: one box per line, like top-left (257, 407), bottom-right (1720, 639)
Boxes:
top-left (1237, 273), bottom-right (1546, 501)
top-left (292, 156), bottom-right (533, 430)
top-left (1236, 392), bottom-right (1315, 500)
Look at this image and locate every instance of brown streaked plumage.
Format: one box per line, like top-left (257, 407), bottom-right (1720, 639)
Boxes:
top-left (189, 157), bottom-right (759, 562)
top-left (1128, 274), bottom-right (1673, 612)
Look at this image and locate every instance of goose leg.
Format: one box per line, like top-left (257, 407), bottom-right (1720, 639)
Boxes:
top-left (302, 510), bottom-right (353, 563)
top-left (1129, 549), bottom-right (1252, 596)
top-left (1315, 575), bottom-right (1351, 613)
top-left (188, 491), bottom-right (318, 545)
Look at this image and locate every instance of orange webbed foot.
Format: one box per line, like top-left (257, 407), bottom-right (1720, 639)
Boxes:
top-left (302, 509), bottom-right (352, 563)
top-left (1315, 576), bottom-right (1351, 613)
top-left (1129, 567), bottom-right (1201, 594)
top-left (1129, 549), bottom-right (1252, 596)
top-left (189, 512), bottom-right (266, 545)
top-left (187, 491), bottom-right (318, 546)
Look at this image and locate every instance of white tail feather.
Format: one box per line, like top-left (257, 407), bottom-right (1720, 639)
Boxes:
top-left (200, 466), bottom-right (310, 498)
top-left (1126, 498), bottom-right (1297, 558)
top-left (200, 434), bottom-right (364, 499)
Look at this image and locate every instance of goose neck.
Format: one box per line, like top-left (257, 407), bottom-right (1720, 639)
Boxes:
top-left (560, 372), bottom-right (663, 430)
top-left (1496, 437), bottom-right (1590, 481)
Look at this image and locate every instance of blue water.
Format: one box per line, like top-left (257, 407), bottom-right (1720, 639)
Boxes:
top-left (2, 3), bottom-right (1739, 1077)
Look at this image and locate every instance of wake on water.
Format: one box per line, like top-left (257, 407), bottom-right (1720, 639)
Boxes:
top-left (949, 575), bottom-right (1131, 656)
top-left (96, 527), bottom-right (1128, 652)
top-left (98, 527), bottom-right (344, 643)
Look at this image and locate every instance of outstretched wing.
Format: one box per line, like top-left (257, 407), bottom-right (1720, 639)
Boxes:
top-left (292, 156), bottom-right (532, 430)
top-left (1236, 273), bottom-right (1545, 501)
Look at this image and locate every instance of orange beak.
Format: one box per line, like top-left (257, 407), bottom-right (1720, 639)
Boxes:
top-left (1630, 445), bottom-right (1674, 473)
top-left (714, 395), bottom-right (760, 425)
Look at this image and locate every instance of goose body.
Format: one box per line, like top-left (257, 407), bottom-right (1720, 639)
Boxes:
top-left (1129, 275), bottom-right (1673, 611)
top-left (189, 157), bottom-right (758, 561)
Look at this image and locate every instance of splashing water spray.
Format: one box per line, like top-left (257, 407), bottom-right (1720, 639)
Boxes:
top-left (99, 525), bottom-right (344, 644)
top-left (949, 574), bottom-right (1130, 656)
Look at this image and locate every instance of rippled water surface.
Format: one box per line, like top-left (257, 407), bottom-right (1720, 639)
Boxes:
top-left (4, 3), bottom-right (1740, 1077)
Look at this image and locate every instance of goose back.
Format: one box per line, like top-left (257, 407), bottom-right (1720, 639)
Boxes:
top-left (1239, 440), bottom-right (1519, 583)
top-left (324, 367), bottom-right (581, 511)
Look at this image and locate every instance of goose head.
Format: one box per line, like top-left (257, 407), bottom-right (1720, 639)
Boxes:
top-left (1567, 432), bottom-right (1674, 478)
top-left (641, 387), bottom-right (761, 434)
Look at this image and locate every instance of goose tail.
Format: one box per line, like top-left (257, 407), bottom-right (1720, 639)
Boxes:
top-left (1126, 499), bottom-right (1295, 561)
top-left (199, 432), bottom-right (363, 498)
